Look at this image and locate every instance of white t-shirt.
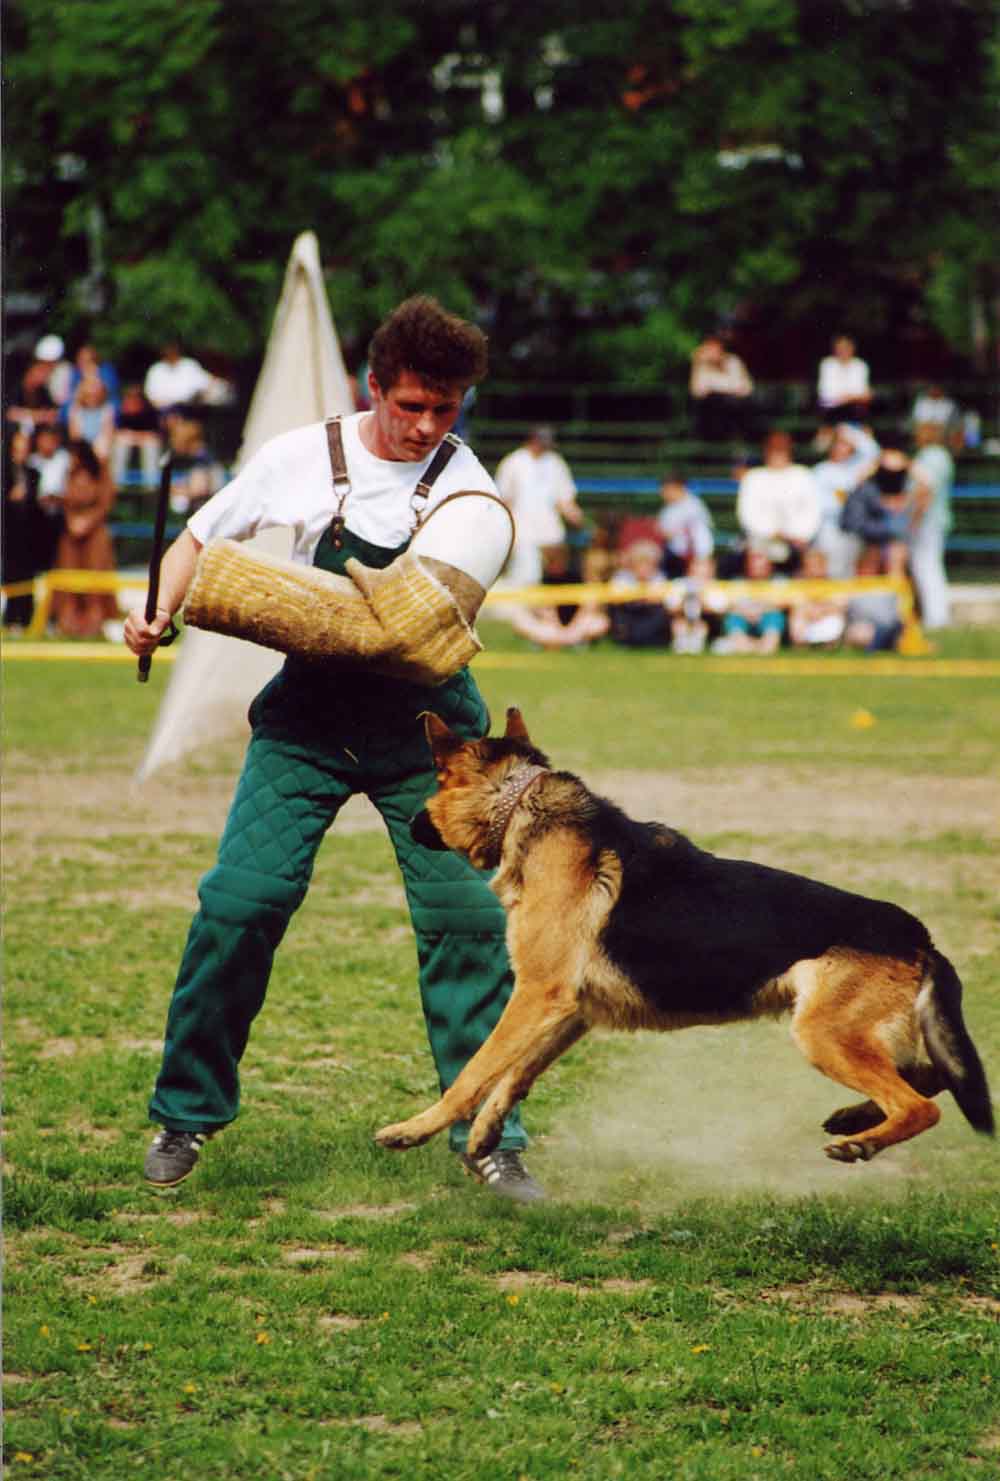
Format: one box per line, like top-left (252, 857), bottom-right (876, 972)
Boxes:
top-left (29, 447), bottom-right (71, 498)
top-left (494, 446), bottom-right (575, 548)
top-left (188, 413), bottom-right (496, 563)
top-left (817, 355), bottom-right (870, 409)
top-left (144, 356), bottom-right (213, 410)
top-left (737, 464), bottom-right (822, 544)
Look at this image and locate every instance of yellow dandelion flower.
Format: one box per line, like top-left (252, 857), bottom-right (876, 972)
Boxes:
top-left (506, 1293), bottom-right (520, 1307)
top-left (182, 1382), bottom-right (197, 1395)
top-left (850, 708), bottom-right (876, 729)
top-left (690, 1344), bottom-right (711, 1354)
top-left (76, 1342), bottom-right (94, 1352)
top-left (256, 1331), bottom-right (271, 1345)
top-left (14, 1454), bottom-right (35, 1464)
top-left (39, 1325), bottom-right (50, 1338)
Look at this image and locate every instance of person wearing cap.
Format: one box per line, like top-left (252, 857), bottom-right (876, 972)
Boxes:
top-left (34, 334), bottom-right (73, 409)
top-left (6, 338), bottom-right (65, 433)
top-left (124, 295), bottom-right (544, 1203)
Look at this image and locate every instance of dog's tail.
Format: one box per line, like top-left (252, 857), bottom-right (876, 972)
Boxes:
top-left (918, 949), bottom-right (995, 1137)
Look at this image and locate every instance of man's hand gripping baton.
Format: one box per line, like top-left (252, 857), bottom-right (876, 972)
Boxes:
top-left (137, 450), bottom-right (179, 682)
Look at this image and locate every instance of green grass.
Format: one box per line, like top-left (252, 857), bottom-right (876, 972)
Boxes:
top-left (4, 636), bottom-right (1000, 1478)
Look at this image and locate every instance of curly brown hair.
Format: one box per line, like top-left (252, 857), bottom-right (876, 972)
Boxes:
top-left (368, 295), bottom-right (488, 392)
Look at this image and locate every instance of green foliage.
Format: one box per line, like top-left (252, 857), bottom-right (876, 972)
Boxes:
top-left (6, 0), bottom-right (998, 375)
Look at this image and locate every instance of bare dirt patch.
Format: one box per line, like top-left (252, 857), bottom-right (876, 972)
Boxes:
top-left (311, 1202), bottom-right (417, 1221)
top-left (760, 1285), bottom-right (925, 1317)
top-left (281, 1244), bottom-right (364, 1264)
top-left (319, 1415), bottom-right (422, 1435)
top-left (318, 1313), bottom-right (365, 1331)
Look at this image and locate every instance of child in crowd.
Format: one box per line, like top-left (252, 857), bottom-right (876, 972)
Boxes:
top-left (654, 473), bottom-right (714, 576)
top-left (609, 539), bottom-right (671, 647)
top-left (712, 544), bottom-right (786, 655)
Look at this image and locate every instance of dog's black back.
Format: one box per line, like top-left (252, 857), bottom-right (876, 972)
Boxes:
top-left (573, 782), bottom-right (931, 1016)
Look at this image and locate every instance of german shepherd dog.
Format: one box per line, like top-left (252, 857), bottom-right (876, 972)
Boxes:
top-left (376, 709), bottom-right (994, 1167)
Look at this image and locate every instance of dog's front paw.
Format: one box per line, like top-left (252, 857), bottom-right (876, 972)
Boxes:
top-left (824, 1138), bottom-right (877, 1164)
top-left (374, 1117), bottom-right (434, 1151)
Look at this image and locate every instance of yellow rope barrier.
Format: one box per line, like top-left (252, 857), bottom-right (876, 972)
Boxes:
top-left (3, 570), bottom-right (930, 653)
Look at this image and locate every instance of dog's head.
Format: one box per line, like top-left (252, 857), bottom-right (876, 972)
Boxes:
top-left (411, 706), bottom-right (550, 867)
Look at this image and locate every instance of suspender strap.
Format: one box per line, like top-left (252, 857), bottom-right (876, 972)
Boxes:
top-left (323, 419), bottom-right (464, 546)
top-left (410, 432), bottom-right (462, 530)
top-left (325, 416), bottom-right (352, 549)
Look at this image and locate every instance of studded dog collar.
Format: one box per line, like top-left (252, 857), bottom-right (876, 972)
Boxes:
top-left (483, 764), bottom-right (548, 866)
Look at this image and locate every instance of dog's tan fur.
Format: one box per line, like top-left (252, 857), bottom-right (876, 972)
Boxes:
top-left (375, 709), bottom-right (992, 1168)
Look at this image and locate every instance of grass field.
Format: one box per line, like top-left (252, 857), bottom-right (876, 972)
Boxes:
top-left (4, 624), bottom-right (1000, 1479)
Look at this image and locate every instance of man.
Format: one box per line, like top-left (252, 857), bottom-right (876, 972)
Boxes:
top-left (125, 296), bottom-right (542, 1202)
top-left (494, 425), bottom-right (585, 588)
top-left (816, 334), bottom-right (871, 426)
top-left (810, 423), bottom-right (880, 578)
top-left (143, 340), bottom-right (216, 421)
top-left (736, 430), bottom-right (821, 573)
top-left (908, 421), bottom-right (955, 630)
top-left (688, 333), bottom-right (754, 445)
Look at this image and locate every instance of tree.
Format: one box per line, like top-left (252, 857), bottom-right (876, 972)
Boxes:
top-left (5, 0), bottom-right (997, 381)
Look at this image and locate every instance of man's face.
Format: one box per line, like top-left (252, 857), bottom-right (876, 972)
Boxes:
top-left (367, 369), bottom-right (465, 461)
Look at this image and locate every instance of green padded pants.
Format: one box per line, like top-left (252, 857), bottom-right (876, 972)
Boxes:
top-left (148, 720), bottom-right (526, 1154)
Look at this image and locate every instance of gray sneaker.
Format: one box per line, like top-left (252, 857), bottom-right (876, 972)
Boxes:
top-left (460, 1149), bottom-right (545, 1203)
top-left (144, 1129), bottom-right (214, 1189)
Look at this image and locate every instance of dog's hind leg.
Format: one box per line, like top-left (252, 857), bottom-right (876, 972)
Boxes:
top-left (822, 1065), bottom-right (945, 1136)
top-left (375, 983), bottom-right (583, 1151)
top-left (465, 1014), bottom-right (589, 1159)
top-left (790, 952), bottom-right (940, 1163)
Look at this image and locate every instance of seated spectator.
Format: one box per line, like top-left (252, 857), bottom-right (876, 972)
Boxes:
top-left (65, 342), bottom-right (121, 419)
top-left (167, 417), bottom-right (222, 513)
top-left (816, 334), bottom-right (871, 426)
top-left (67, 374), bottom-right (116, 463)
top-left (842, 590), bottom-right (903, 652)
top-left (144, 340), bottom-right (214, 422)
top-left (840, 443), bottom-right (912, 579)
top-left (506, 544), bottom-right (609, 650)
top-left (111, 382), bottom-right (163, 489)
top-left (787, 548), bottom-right (849, 649)
top-left (608, 540), bottom-right (671, 648)
top-left (909, 383), bottom-right (958, 432)
top-left (810, 422), bottom-right (880, 578)
top-left (28, 423), bottom-right (71, 502)
top-left (35, 334), bottom-right (74, 408)
top-left (712, 545), bottom-right (786, 655)
top-left (736, 430), bottom-right (821, 574)
top-left (688, 334), bottom-right (754, 444)
top-left (655, 473), bottom-right (714, 577)
top-left (668, 555), bottom-right (724, 654)
top-left (50, 439), bottom-right (118, 639)
top-left (6, 345), bottom-right (60, 434)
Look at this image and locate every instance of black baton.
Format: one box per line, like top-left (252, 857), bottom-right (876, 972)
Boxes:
top-left (137, 450), bottom-right (177, 682)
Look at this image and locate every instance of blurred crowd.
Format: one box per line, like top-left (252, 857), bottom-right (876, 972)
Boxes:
top-left (1, 326), bottom-right (975, 651)
top-left (492, 343), bottom-right (963, 656)
top-left (3, 333), bottom-right (232, 635)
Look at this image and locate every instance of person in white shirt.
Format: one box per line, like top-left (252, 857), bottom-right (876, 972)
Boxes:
top-left (816, 335), bottom-right (871, 425)
top-left (811, 423), bottom-right (881, 577)
top-left (654, 473), bottom-right (715, 576)
top-left (143, 341), bottom-right (214, 416)
top-left (125, 296), bottom-right (543, 1204)
top-left (736, 430), bottom-right (822, 573)
top-left (688, 335), bottom-right (754, 444)
top-left (494, 426), bottom-right (584, 586)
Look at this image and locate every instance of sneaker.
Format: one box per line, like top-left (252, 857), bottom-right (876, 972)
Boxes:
top-left (460, 1149), bottom-right (545, 1204)
top-left (144, 1129), bottom-right (213, 1189)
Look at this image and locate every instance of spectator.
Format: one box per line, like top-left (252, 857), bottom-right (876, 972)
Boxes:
top-left (5, 346), bottom-right (60, 434)
top-left (50, 440), bottom-right (118, 639)
top-left (35, 334), bottom-right (74, 408)
top-left (167, 417), bottom-right (221, 513)
top-left (494, 425), bottom-right (586, 588)
top-left (2, 427), bottom-right (61, 628)
top-left (655, 472), bottom-right (715, 576)
top-left (65, 342), bottom-right (121, 419)
top-left (506, 543), bottom-right (609, 650)
top-left (840, 443), bottom-right (913, 579)
top-left (908, 422), bottom-right (955, 631)
top-left (736, 430), bottom-right (821, 573)
top-left (810, 422), bottom-right (881, 578)
top-left (68, 374), bottom-right (116, 463)
top-left (909, 383), bottom-right (958, 433)
top-left (713, 544), bottom-right (786, 654)
top-left (787, 548), bottom-right (849, 649)
top-left (111, 383), bottom-right (163, 489)
top-left (143, 339), bottom-right (214, 420)
top-left (688, 334), bottom-right (754, 444)
top-left (28, 423), bottom-right (71, 501)
top-left (608, 539), bottom-right (671, 647)
top-left (817, 334), bottom-right (871, 426)
top-left (668, 555), bottom-right (723, 654)
top-left (842, 590), bottom-right (903, 652)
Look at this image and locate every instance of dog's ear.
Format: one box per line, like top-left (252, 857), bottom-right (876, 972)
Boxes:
top-left (504, 706), bottom-right (531, 742)
top-left (423, 711), bottom-right (463, 764)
